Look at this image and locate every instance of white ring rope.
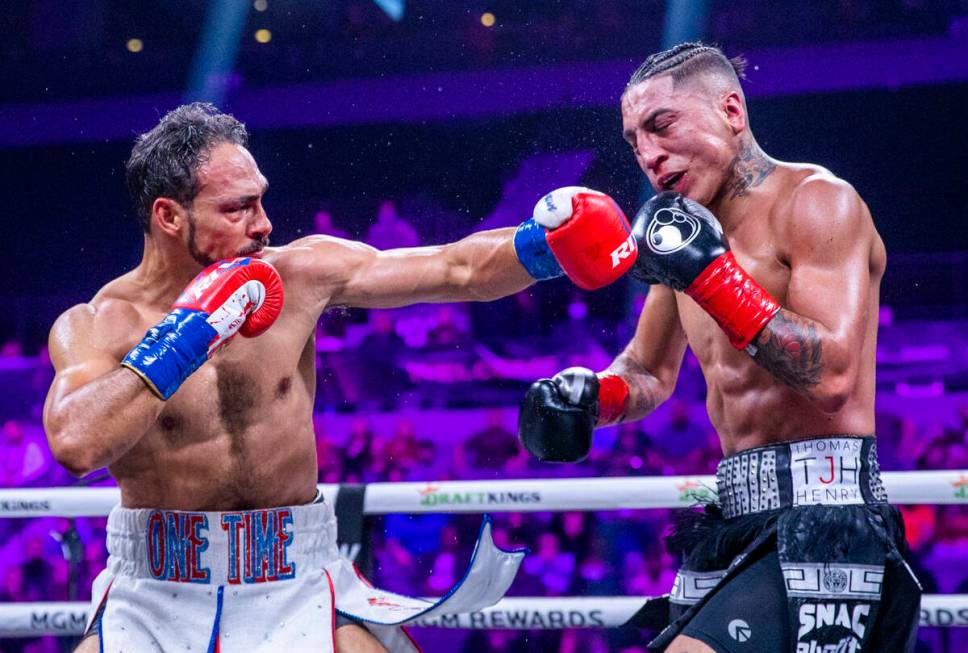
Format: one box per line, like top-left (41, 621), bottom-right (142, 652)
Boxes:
top-left (1, 472), bottom-right (965, 637)
top-left (1, 595), bottom-right (966, 637)
top-left (1, 470), bottom-right (966, 518)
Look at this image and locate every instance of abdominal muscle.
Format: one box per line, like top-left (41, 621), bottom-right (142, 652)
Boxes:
top-left (700, 357), bottom-right (874, 456)
top-left (111, 402), bottom-right (316, 511)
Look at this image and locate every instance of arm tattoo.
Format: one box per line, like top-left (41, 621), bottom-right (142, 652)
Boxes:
top-left (726, 138), bottom-right (776, 198)
top-left (752, 309), bottom-right (823, 390)
top-left (608, 353), bottom-right (663, 422)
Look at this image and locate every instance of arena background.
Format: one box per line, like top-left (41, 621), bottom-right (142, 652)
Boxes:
top-left (1, 1), bottom-right (967, 652)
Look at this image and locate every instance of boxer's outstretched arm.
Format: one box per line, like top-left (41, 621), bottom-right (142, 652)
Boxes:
top-left (44, 303), bottom-right (164, 477)
top-left (749, 177), bottom-right (876, 412)
top-left (604, 284), bottom-right (688, 423)
top-left (294, 229), bottom-right (534, 309)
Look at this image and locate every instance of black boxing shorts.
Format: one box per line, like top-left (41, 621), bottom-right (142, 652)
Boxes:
top-left (648, 436), bottom-right (922, 653)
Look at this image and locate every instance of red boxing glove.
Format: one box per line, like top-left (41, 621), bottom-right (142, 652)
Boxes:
top-left (123, 257), bottom-right (285, 399)
top-left (533, 187), bottom-right (637, 290)
top-left (173, 257), bottom-right (285, 353)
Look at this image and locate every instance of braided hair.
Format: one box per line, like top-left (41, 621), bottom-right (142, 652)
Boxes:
top-left (626, 42), bottom-right (747, 93)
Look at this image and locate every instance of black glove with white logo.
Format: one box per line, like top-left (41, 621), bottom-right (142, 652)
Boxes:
top-left (631, 191), bottom-right (728, 291)
top-left (630, 191), bottom-right (781, 352)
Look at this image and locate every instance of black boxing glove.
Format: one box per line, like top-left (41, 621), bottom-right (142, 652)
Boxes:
top-left (631, 191), bottom-right (728, 290)
top-left (518, 367), bottom-right (630, 463)
top-left (631, 192), bottom-right (779, 351)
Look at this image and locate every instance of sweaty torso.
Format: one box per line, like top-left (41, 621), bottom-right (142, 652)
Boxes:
top-left (676, 164), bottom-right (885, 455)
top-left (93, 248), bottom-right (326, 510)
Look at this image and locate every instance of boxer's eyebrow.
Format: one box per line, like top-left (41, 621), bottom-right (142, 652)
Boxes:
top-left (624, 109), bottom-right (674, 141)
top-left (229, 180), bottom-right (269, 204)
top-left (642, 108), bottom-right (673, 130)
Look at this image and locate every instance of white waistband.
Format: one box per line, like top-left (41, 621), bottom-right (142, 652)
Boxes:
top-left (105, 500), bottom-right (339, 584)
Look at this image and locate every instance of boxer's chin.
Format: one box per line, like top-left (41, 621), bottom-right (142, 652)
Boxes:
top-left (187, 241), bottom-right (217, 268)
top-left (684, 177), bottom-right (718, 206)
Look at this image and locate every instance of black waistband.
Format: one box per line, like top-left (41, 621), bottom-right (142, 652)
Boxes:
top-left (716, 436), bottom-right (888, 519)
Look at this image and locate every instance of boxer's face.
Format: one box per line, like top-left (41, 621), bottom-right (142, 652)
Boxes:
top-left (181, 142), bottom-right (272, 267)
top-left (622, 74), bottom-right (742, 205)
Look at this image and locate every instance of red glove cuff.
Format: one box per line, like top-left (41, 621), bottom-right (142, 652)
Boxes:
top-left (685, 252), bottom-right (780, 350)
top-left (597, 374), bottom-right (630, 426)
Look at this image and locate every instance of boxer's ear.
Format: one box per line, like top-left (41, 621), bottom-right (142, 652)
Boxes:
top-left (151, 197), bottom-right (185, 238)
top-left (721, 91), bottom-right (746, 135)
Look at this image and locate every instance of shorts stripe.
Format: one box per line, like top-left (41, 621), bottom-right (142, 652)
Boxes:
top-left (324, 569), bottom-right (336, 648)
top-left (206, 586), bottom-right (225, 653)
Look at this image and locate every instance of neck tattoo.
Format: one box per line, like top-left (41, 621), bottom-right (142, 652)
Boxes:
top-left (726, 139), bottom-right (776, 198)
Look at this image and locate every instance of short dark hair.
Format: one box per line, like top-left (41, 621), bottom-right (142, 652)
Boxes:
top-left (625, 42), bottom-right (747, 93)
top-left (125, 102), bottom-right (248, 233)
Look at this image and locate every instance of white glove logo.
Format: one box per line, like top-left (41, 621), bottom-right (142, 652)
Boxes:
top-left (533, 186), bottom-right (603, 230)
top-left (645, 207), bottom-right (700, 255)
top-left (609, 234), bottom-right (637, 268)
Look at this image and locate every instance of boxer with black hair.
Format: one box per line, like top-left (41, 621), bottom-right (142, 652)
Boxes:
top-left (519, 43), bottom-right (920, 653)
top-left (44, 102), bottom-right (634, 653)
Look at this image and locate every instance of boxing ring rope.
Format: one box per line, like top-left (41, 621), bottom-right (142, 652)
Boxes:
top-left (2, 595), bottom-right (967, 637)
top-left (2, 469), bottom-right (967, 518)
top-left (1, 469), bottom-right (966, 637)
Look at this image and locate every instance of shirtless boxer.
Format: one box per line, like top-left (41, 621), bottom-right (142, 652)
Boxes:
top-left (42, 102), bottom-right (636, 653)
top-left (519, 43), bottom-right (921, 652)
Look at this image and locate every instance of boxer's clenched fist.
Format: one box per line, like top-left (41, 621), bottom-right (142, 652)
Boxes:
top-left (518, 366), bottom-right (630, 463)
top-left (514, 187), bottom-right (637, 290)
top-left (632, 192), bottom-right (779, 350)
top-left (122, 257), bottom-right (284, 399)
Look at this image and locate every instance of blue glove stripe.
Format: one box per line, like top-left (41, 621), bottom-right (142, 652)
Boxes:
top-left (121, 309), bottom-right (218, 400)
top-left (514, 219), bottom-right (563, 281)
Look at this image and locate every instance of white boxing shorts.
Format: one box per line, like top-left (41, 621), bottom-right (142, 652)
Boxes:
top-left (85, 497), bottom-right (523, 652)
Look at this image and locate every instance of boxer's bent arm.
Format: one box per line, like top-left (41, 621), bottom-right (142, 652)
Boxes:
top-left (296, 230), bottom-right (534, 309)
top-left (604, 285), bottom-right (688, 423)
top-left (750, 176), bottom-right (873, 412)
top-left (43, 305), bottom-right (164, 477)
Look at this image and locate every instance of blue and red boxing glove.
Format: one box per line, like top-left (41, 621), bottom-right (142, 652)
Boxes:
top-left (514, 187), bottom-right (637, 290)
top-left (122, 258), bottom-right (284, 399)
top-left (631, 192), bottom-right (779, 351)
